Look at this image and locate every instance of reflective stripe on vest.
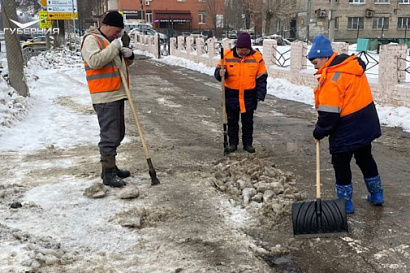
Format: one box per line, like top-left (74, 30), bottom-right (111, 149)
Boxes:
top-left (220, 50), bottom-right (267, 113)
top-left (84, 35), bottom-right (121, 94)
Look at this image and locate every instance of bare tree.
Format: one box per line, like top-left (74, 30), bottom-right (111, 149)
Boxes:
top-left (263, 0), bottom-right (296, 35)
top-left (224, 0), bottom-right (245, 31)
top-left (201, 0), bottom-right (218, 35)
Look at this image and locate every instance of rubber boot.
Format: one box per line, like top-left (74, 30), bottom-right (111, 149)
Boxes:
top-left (364, 175), bottom-right (384, 205)
top-left (336, 183), bottom-right (355, 214)
top-left (101, 156), bottom-right (126, 188)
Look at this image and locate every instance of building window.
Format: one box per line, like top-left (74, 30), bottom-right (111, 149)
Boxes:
top-left (374, 0), bottom-right (389, 3)
top-left (349, 0), bottom-right (365, 3)
top-left (347, 17), bottom-right (364, 29)
top-left (399, 0), bottom-right (410, 3)
top-left (398, 17), bottom-right (410, 29)
top-left (198, 0), bottom-right (206, 2)
top-left (335, 17), bottom-right (339, 29)
top-left (199, 11), bottom-right (206, 24)
top-left (177, 0), bottom-right (186, 2)
top-left (373, 17), bottom-right (389, 29)
top-left (146, 11), bottom-right (152, 23)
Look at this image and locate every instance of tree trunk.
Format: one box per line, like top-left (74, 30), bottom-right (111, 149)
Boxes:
top-left (54, 20), bottom-right (66, 48)
top-left (1, 0), bottom-right (29, 97)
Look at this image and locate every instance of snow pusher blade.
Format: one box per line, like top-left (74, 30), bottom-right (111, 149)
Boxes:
top-left (292, 141), bottom-right (348, 237)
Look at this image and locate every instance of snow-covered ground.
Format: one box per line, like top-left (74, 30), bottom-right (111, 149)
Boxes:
top-left (0, 44), bottom-right (409, 273)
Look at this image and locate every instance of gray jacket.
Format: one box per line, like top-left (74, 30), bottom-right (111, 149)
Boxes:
top-left (81, 26), bottom-right (133, 104)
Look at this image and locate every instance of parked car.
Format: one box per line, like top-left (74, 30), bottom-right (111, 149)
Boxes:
top-left (22, 36), bottom-right (54, 51)
top-left (262, 34), bottom-right (291, 46)
top-left (228, 30), bottom-right (238, 39)
top-left (130, 28), bottom-right (168, 43)
top-left (124, 23), bottom-right (152, 33)
top-left (190, 30), bottom-right (213, 40)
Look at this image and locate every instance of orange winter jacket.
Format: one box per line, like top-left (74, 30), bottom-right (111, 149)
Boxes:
top-left (216, 48), bottom-right (267, 113)
top-left (314, 52), bottom-right (373, 118)
top-left (313, 52), bottom-right (381, 153)
top-left (83, 35), bottom-right (121, 94)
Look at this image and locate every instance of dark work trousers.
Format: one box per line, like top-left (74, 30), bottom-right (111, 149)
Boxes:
top-left (226, 107), bottom-right (254, 146)
top-left (93, 99), bottom-right (125, 157)
top-left (331, 143), bottom-right (379, 186)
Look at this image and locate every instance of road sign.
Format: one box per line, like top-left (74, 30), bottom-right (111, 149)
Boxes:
top-left (47, 6), bottom-right (76, 12)
top-left (46, 0), bottom-right (78, 20)
top-left (47, 0), bottom-right (77, 7)
top-left (38, 10), bottom-right (52, 28)
top-left (48, 12), bottom-right (78, 20)
top-left (38, 0), bottom-right (47, 8)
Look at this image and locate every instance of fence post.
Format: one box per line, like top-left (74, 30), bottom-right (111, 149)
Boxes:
top-left (196, 37), bottom-right (204, 62)
top-left (221, 38), bottom-right (234, 50)
top-left (331, 42), bottom-right (349, 55)
top-left (262, 39), bottom-right (278, 66)
top-left (177, 36), bottom-right (185, 57)
top-left (290, 41), bottom-right (307, 71)
top-left (207, 37), bottom-right (215, 66)
top-left (170, 37), bottom-right (177, 56)
top-left (379, 44), bottom-right (407, 85)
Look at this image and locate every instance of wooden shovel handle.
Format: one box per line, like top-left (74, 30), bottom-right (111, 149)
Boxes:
top-left (118, 69), bottom-right (151, 159)
top-left (316, 140), bottom-right (321, 198)
top-left (220, 48), bottom-right (227, 124)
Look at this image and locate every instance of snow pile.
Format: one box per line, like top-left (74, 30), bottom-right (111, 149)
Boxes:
top-left (27, 49), bottom-right (83, 70)
top-left (209, 157), bottom-right (304, 221)
top-left (0, 81), bottom-right (28, 132)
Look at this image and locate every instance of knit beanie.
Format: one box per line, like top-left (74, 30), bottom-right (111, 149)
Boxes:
top-left (102, 11), bottom-right (124, 28)
top-left (307, 34), bottom-right (334, 60)
top-left (236, 32), bottom-right (252, 49)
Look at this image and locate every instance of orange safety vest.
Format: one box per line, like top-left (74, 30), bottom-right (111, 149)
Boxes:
top-left (314, 53), bottom-right (373, 118)
top-left (83, 35), bottom-right (121, 94)
top-left (218, 49), bottom-right (267, 113)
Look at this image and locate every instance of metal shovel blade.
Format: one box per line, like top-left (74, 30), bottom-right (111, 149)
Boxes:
top-left (292, 198), bottom-right (348, 238)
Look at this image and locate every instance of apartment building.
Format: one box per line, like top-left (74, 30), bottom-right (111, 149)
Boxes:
top-left (296, 0), bottom-right (410, 43)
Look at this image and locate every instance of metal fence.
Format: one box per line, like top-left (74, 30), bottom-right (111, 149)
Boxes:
top-left (356, 51), bottom-right (379, 76)
top-left (398, 55), bottom-right (410, 83)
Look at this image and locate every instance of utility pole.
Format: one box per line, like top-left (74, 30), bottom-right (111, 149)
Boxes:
top-left (306, 0), bottom-right (311, 42)
top-left (329, 0), bottom-right (336, 41)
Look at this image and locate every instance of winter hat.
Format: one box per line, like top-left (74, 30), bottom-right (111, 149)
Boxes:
top-left (236, 32), bottom-right (252, 49)
top-left (102, 11), bottom-right (124, 28)
top-left (307, 34), bottom-right (334, 60)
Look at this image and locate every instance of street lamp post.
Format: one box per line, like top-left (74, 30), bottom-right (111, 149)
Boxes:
top-left (306, 0), bottom-right (311, 42)
top-left (329, 0), bottom-right (336, 41)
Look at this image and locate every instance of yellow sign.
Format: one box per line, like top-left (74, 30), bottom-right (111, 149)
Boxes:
top-left (38, 0), bottom-right (47, 8)
top-left (38, 11), bottom-right (52, 28)
top-left (48, 12), bottom-right (78, 20)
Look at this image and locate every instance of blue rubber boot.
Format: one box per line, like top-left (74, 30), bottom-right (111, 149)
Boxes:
top-left (336, 183), bottom-right (354, 214)
top-left (364, 175), bottom-right (384, 205)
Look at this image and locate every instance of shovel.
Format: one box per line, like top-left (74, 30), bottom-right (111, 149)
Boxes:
top-left (118, 69), bottom-right (160, 186)
top-left (220, 48), bottom-right (228, 154)
top-left (292, 141), bottom-right (348, 237)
